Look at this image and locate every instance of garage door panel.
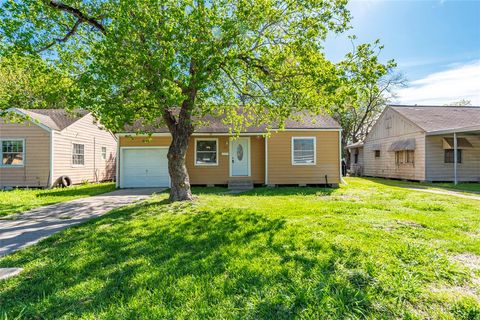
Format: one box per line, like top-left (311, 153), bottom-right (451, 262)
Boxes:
top-left (121, 148), bottom-right (169, 188)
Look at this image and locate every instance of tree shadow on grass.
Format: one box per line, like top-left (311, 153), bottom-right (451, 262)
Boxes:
top-left (192, 186), bottom-right (337, 197)
top-left (35, 184), bottom-right (115, 198)
top-left (0, 200), bottom-right (378, 319)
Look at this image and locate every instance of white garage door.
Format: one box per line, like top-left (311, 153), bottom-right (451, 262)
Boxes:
top-left (121, 148), bottom-right (170, 188)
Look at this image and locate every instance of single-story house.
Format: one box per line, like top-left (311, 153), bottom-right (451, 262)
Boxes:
top-left (0, 108), bottom-right (117, 188)
top-left (346, 141), bottom-right (364, 176)
top-left (116, 113), bottom-right (342, 189)
top-left (347, 105), bottom-right (480, 183)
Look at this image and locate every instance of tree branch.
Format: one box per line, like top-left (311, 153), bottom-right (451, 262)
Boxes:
top-left (37, 19), bottom-right (82, 51)
top-left (47, 1), bottom-right (106, 34)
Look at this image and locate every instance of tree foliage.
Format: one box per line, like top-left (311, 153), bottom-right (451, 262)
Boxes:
top-left (0, 54), bottom-right (75, 114)
top-left (332, 38), bottom-right (403, 162)
top-left (0, 0), bottom-right (393, 200)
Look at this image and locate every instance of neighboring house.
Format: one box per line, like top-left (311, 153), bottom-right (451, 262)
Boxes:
top-left (347, 141), bottom-right (364, 176)
top-left (347, 105), bottom-right (480, 182)
top-left (116, 113), bottom-right (342, 189)
top-left (0, 108), bottom-right (117, 188)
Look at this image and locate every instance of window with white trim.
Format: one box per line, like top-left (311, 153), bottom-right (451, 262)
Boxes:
top-left (292, 137), bottom-right (316, 165)
top-left (195, 139), bottom-right (218, 165)
top-left (101, 146), bottom-right (107, 160)
top-left (1, 140), bottom-right (24, 166)
top-left (72, 143), bottom-right (85, 165)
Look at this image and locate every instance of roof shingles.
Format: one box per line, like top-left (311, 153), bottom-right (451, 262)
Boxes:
top-left (17, 109), bottom-right (88, 131)
top-left (123, 112), bottom-right (340, 133)
top-left (389, 105), bottom-right (480, 133)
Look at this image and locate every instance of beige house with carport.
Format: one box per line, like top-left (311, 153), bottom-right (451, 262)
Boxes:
top-left (0, 108), bottom-right (117, 188)
top-left (116, 113), bottom-right (342, 189)
top-left (347, 105), bottom-right (480, 183)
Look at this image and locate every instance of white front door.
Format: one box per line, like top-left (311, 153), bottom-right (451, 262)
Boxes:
top-left (230, 137), bottom-right (250, 176)
top-left (121, 148), bottom-right (170, 188)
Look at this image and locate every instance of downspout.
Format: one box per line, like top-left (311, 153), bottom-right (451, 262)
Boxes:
top-left (339, 129), bottom-right (346, 185)
top-left (115, 134), bottom-right (120, 188)
top-left (454, 132), bottom-right (458, 185)
top-left (48, 131), bottom-right (55, 188)
top-left (93, 136), bottom-right (97, 182)
top-left (264, 135), bottom-right (268, 185)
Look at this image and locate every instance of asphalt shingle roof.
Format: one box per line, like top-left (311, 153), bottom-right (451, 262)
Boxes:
top-left (123, 112), bottom-right (340, 133)
top-left (17, 109), bottom-right (88, 131)
top-left (389, 105), bottom-right (480, 133)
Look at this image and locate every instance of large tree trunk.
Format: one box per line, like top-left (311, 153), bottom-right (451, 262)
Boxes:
top-left (167, 129), bottom-right (193, 201)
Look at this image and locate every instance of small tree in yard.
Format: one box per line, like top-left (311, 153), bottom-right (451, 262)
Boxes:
top-left (333, 39), bottom-right (405, 165)
top-left (1, 0), bottom-right (389, 201)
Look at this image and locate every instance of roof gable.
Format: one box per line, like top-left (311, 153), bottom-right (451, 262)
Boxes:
top-left (16, 109), bottom-right (89, 131)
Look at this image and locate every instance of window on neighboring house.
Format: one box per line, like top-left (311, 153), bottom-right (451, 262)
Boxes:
top-left (1, 140), bottom-right (24, 166)
top-left (444, 149), bottom-right (462, 164)
top-left (72, 143), bottom-right (85, 166)
top-left (406, 150), bottom-right (415, 164)
top-left (195, 139), bottom-right (218, 165)
top-left (101, 147), bottom-right (107, 160)
top-left (354, 151), bottom-right (359, 164)
top-left (292, 137), bottom-right (316, 165)
top-left (395, 151), bottom-right (404, 165)
top-left (375, 150), bottom-right (381, 158)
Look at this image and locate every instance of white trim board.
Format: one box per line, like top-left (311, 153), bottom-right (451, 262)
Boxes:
top-left (194, 138), bottom-right (219, 166)
top-left (291, 136), bottom-right (317, 166)
top-left (0, 138), bottom-right (26, 168)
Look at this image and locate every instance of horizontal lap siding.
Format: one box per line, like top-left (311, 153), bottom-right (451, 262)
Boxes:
top-left (363, 108), bottom-right (426, 181)
top-left (0, 120), bottom-right (50, 187)
top-left (426, 135), bottom-right (480, 182)
top-left (119, 135), bottom-right (265, 185)
top-left (363, 133), bottom-right (425, 180)
top-left (267, 131), bottom-right (340, 185)
top-left (54, 114), bottom-right (117, 185)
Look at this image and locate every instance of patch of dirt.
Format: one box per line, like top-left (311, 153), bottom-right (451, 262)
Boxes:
top-left (436, 252), bottom-right (480, 302)
top-left (428, 283), bottom-right (480, 302)
top-left (317, 194), bottom-right (362, 202)
top-left (395, 220), bottom-right (427, 229)
top-left (451, 253), bottom-right (480, 271)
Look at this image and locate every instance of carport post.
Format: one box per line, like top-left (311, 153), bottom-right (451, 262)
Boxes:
top-left (454, 132), bottom-right (458, 185)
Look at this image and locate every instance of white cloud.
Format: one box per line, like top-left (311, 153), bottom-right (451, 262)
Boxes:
top-left (395, 60), bottom-right (480, 105)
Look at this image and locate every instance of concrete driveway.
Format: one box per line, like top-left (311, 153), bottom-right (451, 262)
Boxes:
top-left (0, 188), bottom-right (165, 256)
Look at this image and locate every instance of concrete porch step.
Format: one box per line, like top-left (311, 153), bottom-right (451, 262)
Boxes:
top-left (228, 180), bottom-right (254, 191)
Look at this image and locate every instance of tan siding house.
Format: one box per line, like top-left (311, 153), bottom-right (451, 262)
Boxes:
top-left (0, 109), bottom-right (117, 188)
top-left (347, 105), bottom-right (480, 182)
top-left (117, 114), bottom-right (342, 188)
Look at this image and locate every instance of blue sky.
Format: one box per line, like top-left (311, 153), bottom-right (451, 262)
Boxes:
top-left (324, 0), bottom-right (480, 105)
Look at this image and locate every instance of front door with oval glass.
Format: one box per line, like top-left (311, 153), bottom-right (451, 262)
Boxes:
top-left (230, 137), bottom-right (250, 176)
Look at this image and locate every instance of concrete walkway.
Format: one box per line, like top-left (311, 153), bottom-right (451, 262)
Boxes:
top-left (0, 188), bottom-right (165, 256)
top-left (405, 187), bottom-right (480, 201)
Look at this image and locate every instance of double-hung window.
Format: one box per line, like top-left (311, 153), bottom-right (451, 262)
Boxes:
top-left (292, 137), bottom-right (316, 165)
top-left (1, 140), bottom-right (24, 166)
top-left (72, 143), bottom-right (85, 166)
top-left (101, 147), bottom-right (107, 160)
top-left (195, 139), bottom-right (218, 165)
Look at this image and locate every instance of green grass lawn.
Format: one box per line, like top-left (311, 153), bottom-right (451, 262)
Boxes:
top-left (1, 178), bottom-right (479, 319)
top-left (365, 177), bottom-right (480, 194)
top-left (0, 183), bottom-right (116, 217)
